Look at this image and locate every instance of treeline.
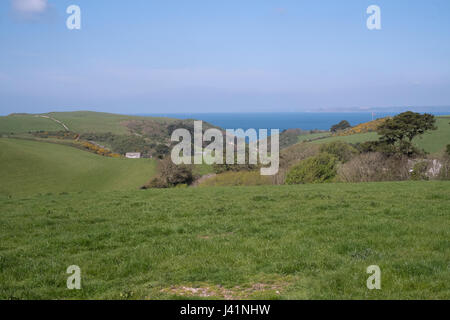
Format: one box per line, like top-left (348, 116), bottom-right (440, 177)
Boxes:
top-left (79, 132), bottom-right (169, 158)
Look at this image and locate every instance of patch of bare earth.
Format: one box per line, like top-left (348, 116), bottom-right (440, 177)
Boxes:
top-left (161, 283), bottom-right (287, 300)
top-left (197, 232), bottom-right (234, 240)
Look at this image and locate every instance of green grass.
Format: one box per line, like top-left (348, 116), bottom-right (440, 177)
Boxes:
top-left (0, 115), bottom-right (62, 134)
top-left (198, 171), bottom-right (271, 187)
top-left (311, 132), bottom-right (379, 145)
top-left (0, 181), bottom-right (448, 299)
top-left (413, 116), bottom-right (450, 153)
top-left (297, 132), bottom-right (331, 142)
top-left (43, 111), bottom-right (155, 134)
top-left (0, 138), bottom-right (156, 196)
top-left (0, 111), bottom-right (176, 135)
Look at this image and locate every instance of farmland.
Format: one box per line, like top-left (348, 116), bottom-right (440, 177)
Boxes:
top-left (0, 181), bottom-right (448, 299)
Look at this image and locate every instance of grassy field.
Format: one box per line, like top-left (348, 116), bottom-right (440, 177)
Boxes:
top-left (0, 115), bottom-right (63, 134)
top-left (297, 132), bottom-right (331, 142)
top-left (0, 111), bottom-right (176, 135)
top-left (414, 116), bottom-right (450, 153)
top-left (311, 132), bottom-right (379, 145)
top-left (0, 181), bottom-right (448, 299)
top-left (0, 138), bottom-right (156, 196)
top-left (44, 111), bottom-right (176, 135)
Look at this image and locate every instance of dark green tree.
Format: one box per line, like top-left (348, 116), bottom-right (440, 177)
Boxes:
top-left (330, 120), bottom-right (351, 133)
top-left (376, 111), bottom-right (436, 156)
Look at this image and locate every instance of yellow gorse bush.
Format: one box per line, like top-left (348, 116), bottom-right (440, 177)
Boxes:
top-left (334, 117), bottom-right (389, 136)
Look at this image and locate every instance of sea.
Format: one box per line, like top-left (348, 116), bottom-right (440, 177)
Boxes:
top-left (140, 112), bottom-right (448, 132)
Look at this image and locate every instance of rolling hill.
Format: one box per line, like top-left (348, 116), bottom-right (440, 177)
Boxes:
top-left (0, 111), bottom-right (221, 159)
top-left (0, 138), bottom-right (156, 196)
top-left (0, 111), bottom-right (175, 135)
top-left (0, 111), bottom-right (449, 300)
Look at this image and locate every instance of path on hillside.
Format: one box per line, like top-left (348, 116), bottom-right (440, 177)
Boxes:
top-left (35, 115), bottom-right (70, 131)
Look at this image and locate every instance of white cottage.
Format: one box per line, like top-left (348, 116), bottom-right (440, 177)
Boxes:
top-left (125, 152), bottom-right (141, 159)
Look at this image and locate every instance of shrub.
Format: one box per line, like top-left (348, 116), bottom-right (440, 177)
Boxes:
top-left (285, 153), bottom-right (338, 185)
top-left (319, 141), bottom-right (358, 163)
top-left (410, 161), bottom-right (429, 181)
top-left (338, 152), bottom-right (409, 183)
top-left (158, 157), bottom-right (193, 187)
top-left (446, 144), bottom-right (450, 156)
top-left (438, 159), bottom-right (450, 180)
top-left (199, 171), bottom-right (271, 187)
top-left (145, 176), bottom-right (169, 189)
top-left (144, 157), bottom-right (194, 188)
top-left (334, 118), bottom-right (387, 136)
top-left (272, 143), bottom-right (320, 185)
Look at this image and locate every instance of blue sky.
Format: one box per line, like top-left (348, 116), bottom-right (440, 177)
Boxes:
top-left (1, 0), bottom-right (450, 115)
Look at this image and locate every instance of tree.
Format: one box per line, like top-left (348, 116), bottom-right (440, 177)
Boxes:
top-left (155, 144), bottom-right (170, 159)
top-left (376, 111), bottom-right (436, 156)
top-left (330, 120), bottom-right (351, 133)
top-left (146, 157), bottom-right (193, 188)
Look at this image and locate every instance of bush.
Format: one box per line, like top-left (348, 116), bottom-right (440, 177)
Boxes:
top-left (319, 141), bottom-right (358, 163)
top-left (410, 161), bottom-right (429, 181)
top-left (338, 152), bottom-right (409, 183)
top-left (285, 153), bottom-right (338, 185)
top-left (446, 144), bottom-right (450, 156)
top-left (199, 171), bottom-right (271, 187)
top-left (159, 157), bottom-right (193, 186)
top-left (145, 176), bottom-right (169, 189)
top-left (438, 159), bottom-right (450, 180)
top-left (272, 143), bottom-right (320, 185)
top-left (145, 157), bottom-right (193, 188)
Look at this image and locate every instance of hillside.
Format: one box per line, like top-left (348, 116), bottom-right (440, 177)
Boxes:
top-left (309, 116), bottom-right (450, 154)
top-left (0, 111), bottom-right (174, 135)
top-left (0, 181), bottom-right (448, 299)
top-left (0, 138), bottom-right (156, 196)
top-left (0, 111), bottom-right (221, 158)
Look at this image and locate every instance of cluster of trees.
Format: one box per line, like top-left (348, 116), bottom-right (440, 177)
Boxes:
top-left (79, 132), bottom-right (170, 158)
top-left (330, 120), bottom-right (351, 133)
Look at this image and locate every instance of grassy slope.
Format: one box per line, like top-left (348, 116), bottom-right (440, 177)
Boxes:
top-left (0, 111), bottom-right (176, 135)
top-left (297, 132), bottom-right (331, 142)
top-left (0, 115), bottom-right (63, 134)
top-left (0, 138), bottom-right (156, 196)
top-left (311, 132), bottom-right (379, 145)
top-left (309, 116), bottom-right (449, 154)
top-left (0, 181), bottom-right (448, 299)
top-left (414, 116), bottom-right (450, 153)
